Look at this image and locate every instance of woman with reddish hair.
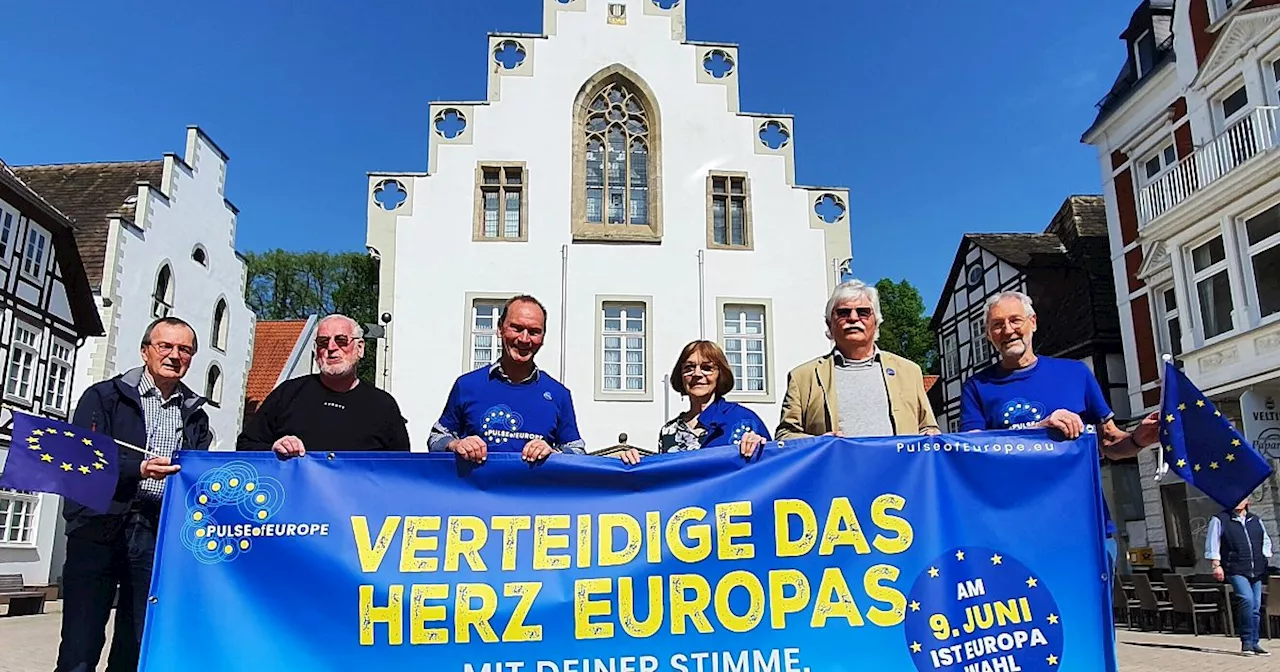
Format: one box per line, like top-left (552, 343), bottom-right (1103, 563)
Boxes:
top-left (616, 340), bottom-right (770, 464)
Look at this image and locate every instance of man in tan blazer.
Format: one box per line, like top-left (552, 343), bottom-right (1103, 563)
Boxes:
top-left (741, 279), bottom-right (939, 455)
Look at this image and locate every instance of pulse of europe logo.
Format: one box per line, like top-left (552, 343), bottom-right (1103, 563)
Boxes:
top-left (178, 460), bottom-right (328, 564)
top-left (1001, 399), bottom-right (1046, 429)
top-left (480, 404), bottom-right (543, 445)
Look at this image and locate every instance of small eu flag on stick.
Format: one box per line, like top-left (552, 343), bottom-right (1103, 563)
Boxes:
top-left (0, 411), bottom-right (120, 513)
top-left (1157, 359), bottom-right (1273, 509)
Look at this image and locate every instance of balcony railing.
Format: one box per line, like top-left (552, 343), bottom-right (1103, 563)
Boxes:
top-left (1138, 106), bottom-right (1280, 226)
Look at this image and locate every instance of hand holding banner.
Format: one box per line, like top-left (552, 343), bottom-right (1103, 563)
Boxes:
top-left (142, 430), bottom-right (1114, 671)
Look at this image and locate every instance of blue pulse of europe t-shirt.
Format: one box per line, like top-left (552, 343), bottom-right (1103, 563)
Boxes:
top-left (436, 367), bottom-right (583, 452)
top-left (959, 355), bottom-right (1118, 536)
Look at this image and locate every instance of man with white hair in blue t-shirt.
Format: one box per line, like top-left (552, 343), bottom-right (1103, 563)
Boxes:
top-left (960, 290), bottom-right (1160, 568)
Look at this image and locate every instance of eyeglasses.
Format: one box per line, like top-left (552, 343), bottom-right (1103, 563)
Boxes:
top-left (834, 307), bottom-right (874, 321)
top-left (681, 363), bottom-right (717, 377)
top-left (148, 342), bottom-right (195, 358)
top-left (315, 335), bottom-right (356, 350)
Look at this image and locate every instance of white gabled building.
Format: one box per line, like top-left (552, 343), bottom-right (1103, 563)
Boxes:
top-left (15, 127), bottom-right (256, 452)
top-left (0, 160), bottom-right (104, 588)
top-left (1082, 0), bottom-right (1280, 572)
top-left (367, 0), bottom-right (852, 452)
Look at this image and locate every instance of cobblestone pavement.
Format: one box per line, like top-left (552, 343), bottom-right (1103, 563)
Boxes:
top-left (0, 604), bottom-right (1275, 671)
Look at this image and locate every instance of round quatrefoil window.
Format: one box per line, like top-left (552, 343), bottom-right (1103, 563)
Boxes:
top-left (373, 180), bottom-right (407, 211)
top-left (703, 50), bottom-right (734, 78)
top-left (758, 120), bottom-right (790, 150)
top-left (433, 109), bottom-right (467, 139)
top-left (814, 194), bottom-right (847, 224)
top-left (493, 40), bottom-right (526, 70)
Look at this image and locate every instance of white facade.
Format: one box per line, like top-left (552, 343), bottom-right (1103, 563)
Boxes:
top-left (367, 0), bottom-right (851, 452)
top-left (70, 128), bottom-right (255, 451)
top-left (0, 163), bottom-right (103, 586)
top-left (1083, 0), bottom-right (1280, 571)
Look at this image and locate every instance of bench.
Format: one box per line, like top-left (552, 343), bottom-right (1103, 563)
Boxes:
top-left (0, 573), bottom-right (46, 616)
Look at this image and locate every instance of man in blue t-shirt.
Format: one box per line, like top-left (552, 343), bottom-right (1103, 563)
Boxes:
top-left (960, 291), bottom-right (1159, 569)
top-left (429, 295), bottom-right (586, 462)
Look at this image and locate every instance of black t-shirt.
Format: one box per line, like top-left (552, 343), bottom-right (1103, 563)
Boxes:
top-left (236, 375), bottom-right (411, 452)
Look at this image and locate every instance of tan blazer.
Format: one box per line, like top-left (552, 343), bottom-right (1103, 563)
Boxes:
top-left (776, 349), bottom-right (939, 440)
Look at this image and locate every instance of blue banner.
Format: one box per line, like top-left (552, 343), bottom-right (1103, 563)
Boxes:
top-left (142, 430), bottom-right (1114, 672)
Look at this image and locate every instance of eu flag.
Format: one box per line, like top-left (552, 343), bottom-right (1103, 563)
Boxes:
top-left (1159, 361), bottom-right (1273, 509)
top-left (0, 411), bottom-right (119, 513)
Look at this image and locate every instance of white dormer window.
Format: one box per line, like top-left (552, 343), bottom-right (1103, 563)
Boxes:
top-left (21, 225), bottom-right (49, 279)
top-left (1133, 30), bottom-right (1157, 78)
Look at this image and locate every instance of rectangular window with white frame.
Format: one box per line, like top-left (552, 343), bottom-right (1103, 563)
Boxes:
top-left (1212, 0), bottom-right (1240, 22)
top-left (707, 173), bottom-right (752, 249)
top-left (942, 332), bottom-right (959, 378)
top-left (5, 320), bottom-right (41, 402)
top-left (0, 199), bottom-right (16, 263)
top-left (1270, 58), bottom-right (1280, 104)
top-left (21, 223), bottom-right (49, 280)
top-left (1140, 143), bottom-right (1178, 185)
top-left (1156, 287), bottom-right (1183, 358)
top-left (969, 315), bottom-right (990, 365)
top-left (1216, 82), bottom-right (1250, 131)
top-left (1189, 235), bottom-right (1235, 341)
top-left (474, 164), bottom-right (526, 241)
top-left (1242, 202), bottom-right (1280, 321)
top-left (718, 299), bottom-right (775, 402)
top-left (467, 297), bottom-right (506, 371)
top-left (44, 338), bottom-right (73, 413)
top-left (594, 296), bottom-right (652, 401)
top-left (0, 489), bottom-right (39, 546)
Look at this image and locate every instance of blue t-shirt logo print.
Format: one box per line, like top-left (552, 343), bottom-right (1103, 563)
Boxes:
top-left (481, 405), bottom-right (524, 444)
top-left (1002, 399), bottom-right (1045, 427)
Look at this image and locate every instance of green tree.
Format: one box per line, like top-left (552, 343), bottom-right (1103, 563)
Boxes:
top-left (243, 250), bottom-right (379, 383)
top-left (875, 278), bottom-right (938, 374)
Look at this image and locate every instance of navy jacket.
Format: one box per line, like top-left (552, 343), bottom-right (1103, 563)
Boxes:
top-left (1214, 510), bottom-right (1269, 580)
top-left (64, 366), bottom-right (211, 542)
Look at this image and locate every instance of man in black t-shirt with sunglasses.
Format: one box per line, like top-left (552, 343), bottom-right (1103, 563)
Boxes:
top-left (237, 313), bottom-right (410, 455)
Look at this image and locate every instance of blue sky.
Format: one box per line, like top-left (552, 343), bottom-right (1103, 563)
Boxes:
top-left (0, 0), bottom-right (1133, 310)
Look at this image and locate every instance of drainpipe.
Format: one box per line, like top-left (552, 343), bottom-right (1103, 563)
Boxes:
top-left (662, 374), bottom-right (671, 422)
top-left (698, 250), bottom-right (706, 340)
top-left (560, 244), bottom-right (568, 380)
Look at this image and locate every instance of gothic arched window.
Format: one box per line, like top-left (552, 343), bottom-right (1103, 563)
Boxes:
top-left (572, 67), bottom-right (662, 242)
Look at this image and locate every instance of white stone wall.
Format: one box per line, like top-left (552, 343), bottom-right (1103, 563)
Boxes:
top-left (70, 128), bottom-right (255, 451)
top-left (368, 0), bottom-right (851, 452)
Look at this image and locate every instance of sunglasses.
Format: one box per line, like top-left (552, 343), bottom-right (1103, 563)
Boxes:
top-left (834, 307), bottom-right (874, 320)
top-left (315, 335), bottom-right (356, 349)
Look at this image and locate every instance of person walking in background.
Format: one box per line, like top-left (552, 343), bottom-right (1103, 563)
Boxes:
top-left (1206, 496), bottom-right (1273, 656)
top-left (614, 340), bottom-right (770, 464)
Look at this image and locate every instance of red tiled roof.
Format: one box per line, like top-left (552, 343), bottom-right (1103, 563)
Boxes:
top-left (922, 375), bottom-right (939, 393)
top-left (246, 320), bottom-right (308, 411)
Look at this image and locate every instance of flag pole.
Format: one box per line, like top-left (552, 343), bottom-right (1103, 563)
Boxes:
top-left (1153, 353), bottom-right (1173, 482)
top-left (114, 438), bottom-right (163, 459)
